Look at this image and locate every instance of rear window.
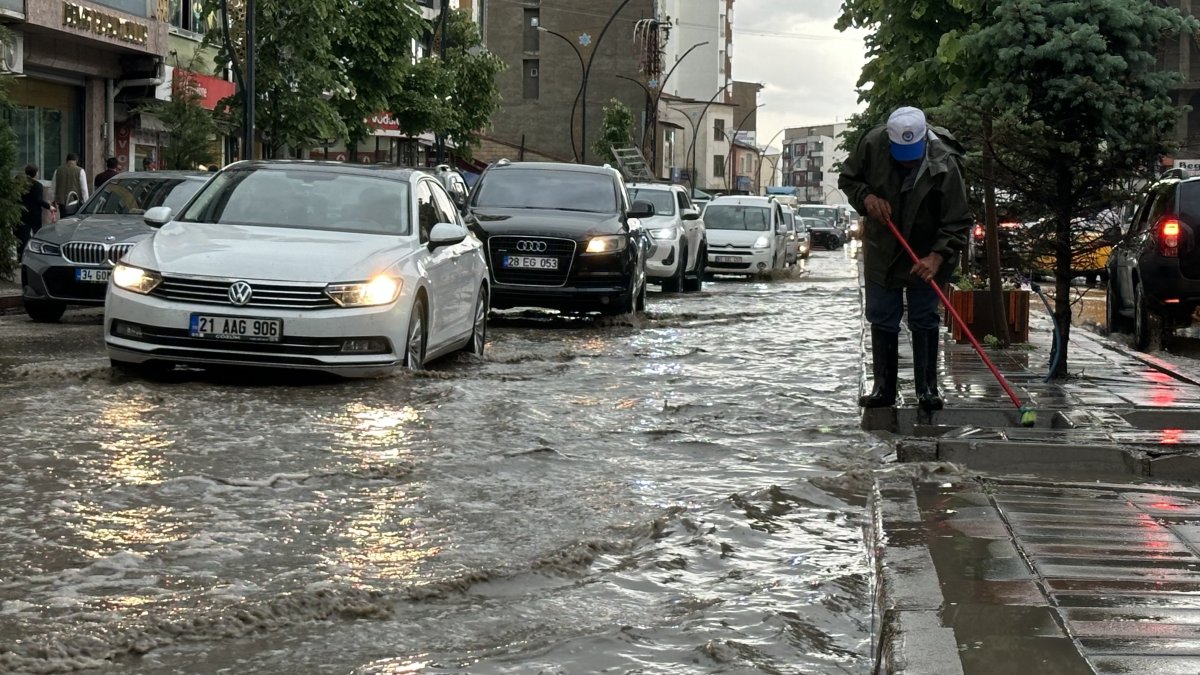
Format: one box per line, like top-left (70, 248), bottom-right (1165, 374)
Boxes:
top-left (703, 204), bottom-right (770, 231)
top-left (81, 177), bottom-right (204, 216)
top-left (797, 205), bottom-right (838, 223)
top-left (627, 188), bottom-right (676, 216)
top-left (1177, 182), bottom-right (1200, 227)
top-left (473, 169), bottom-right (618, 214)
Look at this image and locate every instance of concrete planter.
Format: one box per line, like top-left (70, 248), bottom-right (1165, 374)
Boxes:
top-left (946, 287), bottom-right (1030, 343)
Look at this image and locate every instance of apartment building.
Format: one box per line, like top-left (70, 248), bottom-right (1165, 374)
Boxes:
top-left (782, 122), bottom-right (849, 205)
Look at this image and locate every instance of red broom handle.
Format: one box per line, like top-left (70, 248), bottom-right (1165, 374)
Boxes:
top-left (882, 216), bottom-right (1025, 411)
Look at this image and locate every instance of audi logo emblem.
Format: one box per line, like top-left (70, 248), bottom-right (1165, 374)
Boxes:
top-left (228, 281), bottom-right (254, 306)
top-left (515, 240), bottom-right (548, 253)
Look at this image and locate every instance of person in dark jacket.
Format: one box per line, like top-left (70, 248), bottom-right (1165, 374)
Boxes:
top-left (838, 106), bottom-right (973, 411)
top-left (17, 164), bottom-right (51, 255)
top-left (94, 157), bottom-right (119, 189)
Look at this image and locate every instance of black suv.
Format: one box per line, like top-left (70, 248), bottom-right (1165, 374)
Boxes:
top-left (796, 204), bottom-right (844, 249)
top-left (465, 161), bottom-right (655, 315)
top-left (1107, 169), bottom-right (1198, 349)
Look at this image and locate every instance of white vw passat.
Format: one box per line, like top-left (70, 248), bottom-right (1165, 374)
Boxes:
top-left (105, 161), bottom-right (490, 377)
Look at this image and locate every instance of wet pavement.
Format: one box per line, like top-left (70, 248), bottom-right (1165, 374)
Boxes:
top-left (0, 253), bottom-right (886, 674)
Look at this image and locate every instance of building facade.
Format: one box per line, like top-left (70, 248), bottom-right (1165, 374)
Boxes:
top-left (782, 122), bottom-right (849, 205)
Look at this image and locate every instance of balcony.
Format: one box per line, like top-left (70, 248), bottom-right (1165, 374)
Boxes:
top-left (0, 0), bottom-right (20, 16)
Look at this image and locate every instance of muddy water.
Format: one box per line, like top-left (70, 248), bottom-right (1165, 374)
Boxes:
top-left (0, 253), bottom-right (885, 674)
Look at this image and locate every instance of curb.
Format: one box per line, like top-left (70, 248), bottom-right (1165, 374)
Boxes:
top-left (0, 294), bottom-right (21, 311)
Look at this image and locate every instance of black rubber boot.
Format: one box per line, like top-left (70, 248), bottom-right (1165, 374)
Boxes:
top-left (912, 328), bottom-right (945, 412)
top-left (859, 326), bottom-right (898, 408)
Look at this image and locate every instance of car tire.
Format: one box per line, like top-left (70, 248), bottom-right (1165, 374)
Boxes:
top-left (684, 244), bottom-right (705, 292)
top-left (1133, 282), bottom-right (1163, 351)
top-left (662, 241), bottom-right (686, 293)
top-left (404, 296), bottom-right (427, 370)
top-left (24, 299), bottom-right (66, 323)
top-left (461, 284), bottom-right (488, 356)
top-left (635, 271), bottom-right (647, 312)
top-left (1106, 282), bottom-right (1129, 335)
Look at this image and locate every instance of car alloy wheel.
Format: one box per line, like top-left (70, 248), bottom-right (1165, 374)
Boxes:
top-left (1133, 282), bottom-right (1162, 351)
top-left (684, 244), bottom-right (705, 292)
top-left (663, 241), bottom-right (686, 293)
top-left (465, 284), bottom-right (488, 356)
top-left (405, 297), bottom-right (427, 370)
top-left (1105, 282), bottom-right (1126, 335)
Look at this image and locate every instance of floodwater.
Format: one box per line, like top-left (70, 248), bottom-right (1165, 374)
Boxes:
top-left (0, 253), bottom-right (885, 674)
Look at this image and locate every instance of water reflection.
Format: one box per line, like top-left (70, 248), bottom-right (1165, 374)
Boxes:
top-left (325, 486), bottom-right (439, 582)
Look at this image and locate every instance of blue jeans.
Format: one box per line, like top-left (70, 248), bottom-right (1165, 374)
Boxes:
top-left (865, 280), bottom-right (941, 333)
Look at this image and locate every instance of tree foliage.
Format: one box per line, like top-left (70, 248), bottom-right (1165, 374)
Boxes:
top-left (429, 10), bottom-right (506, 158)
top-left (0, 81), bottom-right (21, 280)
top-left (592, 98), bottom-right (635, 165)
top-left (144, 65), bottom-right (218, 170)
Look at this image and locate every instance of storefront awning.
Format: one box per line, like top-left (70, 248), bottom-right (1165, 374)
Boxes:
top-left (135, 112), bottom-right (168, 132)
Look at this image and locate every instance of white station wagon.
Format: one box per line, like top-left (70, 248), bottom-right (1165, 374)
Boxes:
top-left (104, 161), bottom-right (490, 377)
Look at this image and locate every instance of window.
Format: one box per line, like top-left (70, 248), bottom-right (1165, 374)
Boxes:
top-left (523, 8), bottom-right (540, 52)
top-left (428, 181), bottom-right (460, 226)
top-left (523, 59), bottom-right (539, 99)
top-left (714, 118), bottom-right (725, 142)
top-left (415, 180), bottom-right (438, 243)
top-left (168, 0), bottom-right (209, 34)
top-left (675, 190), bottom-right (690, 212)
top-left (713, 155), bottom-right (725, 178)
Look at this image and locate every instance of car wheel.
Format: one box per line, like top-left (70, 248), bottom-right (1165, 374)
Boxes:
top-left (662, 241), bottom-right (686, 293)
top-left (684, 244), bottom-right (705, 292)
top-left (1133, 282), bottom-right (1163, 351)
top-left (404, 296), bottom-right (427, 370)
top-left (461, 284), bottom-right (488, 356)
top-left (24, 299), bottom-right (66, 323)
top-left (635, 270), bottom-right (647, 312)
top-left (1106, 282), bottom-right (1129, 335)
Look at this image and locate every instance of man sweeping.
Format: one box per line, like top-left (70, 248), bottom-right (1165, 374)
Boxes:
top-left (839, 106), bottom-right (973, 411)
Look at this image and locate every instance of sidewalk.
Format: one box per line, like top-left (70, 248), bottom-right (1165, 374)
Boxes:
top-left (864, 304), bottom-right (1200, 672)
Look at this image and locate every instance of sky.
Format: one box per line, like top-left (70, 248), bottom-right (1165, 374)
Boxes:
top-left (732, 0), bottom-right (870, 150)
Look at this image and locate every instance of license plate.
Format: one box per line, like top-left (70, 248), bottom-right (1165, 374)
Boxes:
top-left (714, 255), bottom-right (741, 263)
top-left (189, 314), bottom-right (283, 342)
top-left (75, 268), bottom-right (110, 283)
top-left (503, 255), bottom-right (558, 270)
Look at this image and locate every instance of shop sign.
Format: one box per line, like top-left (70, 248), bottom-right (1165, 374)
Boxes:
top-left (62, 1), bottom-right (149, 46)
top-left (367, 113), bottom-right (400, 132)
top-left (1176, 159), bottom-right (1200, 172)
top-left (174, 69), bottom-right (237, 111)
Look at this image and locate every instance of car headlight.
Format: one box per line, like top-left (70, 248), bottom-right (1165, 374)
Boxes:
top-left (850, 223), bottom-right (860, 233)
top-left (325, 275), bottom-right (402, 307)
top-left (27, 239), bottom-right (61, 256)
top-left (753, 235), bottom-right (771, 249)
top-left (650, 226), bottom-right (678, 240)
top-left (111, 264), bottom-right (162, 294)
top-left (585, 235), bottom-right (627, 254)
top-left (800, 243), bottom-right (809, 252)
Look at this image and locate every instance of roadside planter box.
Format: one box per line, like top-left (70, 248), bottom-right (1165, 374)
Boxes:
top-left (946, 287), bottom-right (1030, 343)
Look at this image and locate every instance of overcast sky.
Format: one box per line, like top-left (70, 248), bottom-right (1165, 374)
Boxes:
top-left (732, 0), bottom-right (869, 149)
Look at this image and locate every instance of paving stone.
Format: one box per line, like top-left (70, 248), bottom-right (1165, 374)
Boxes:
top-left (1057, 593), bottom-right (1200, 609)
top-left (1037, 563), bottom-right (1200, 583)
top-left (1063, 607), bottom-right (1200, 625)
top-left (1090, 655), bottom-right (1200, 674)
top-left (956, 636), bottom-right (1094, 675)
top-left (1079, 637), bottom-right (1200, 654)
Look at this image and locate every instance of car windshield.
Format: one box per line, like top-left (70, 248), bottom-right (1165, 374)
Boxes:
top-left (797, 206), bottom-right (838, 223)
top-left (80, 177), bottom-right (204, 216)
top-left (627, 188), bottom-right (676, 216)
top-left (703, 204), bottom-right (770, 231)
top-left (178, 168), bottom-right (411, 236)
top-left (473, 169), bottom-right (617, 213)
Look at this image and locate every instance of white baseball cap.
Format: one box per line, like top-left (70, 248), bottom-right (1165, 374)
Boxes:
top-left (887, 107), bottom-right (927, 162)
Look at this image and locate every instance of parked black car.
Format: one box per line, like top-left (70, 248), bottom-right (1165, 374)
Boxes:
top-left (464, 161), bottom-right (655, 315)
top-left (1107, 169), bottom-right (1199, 349)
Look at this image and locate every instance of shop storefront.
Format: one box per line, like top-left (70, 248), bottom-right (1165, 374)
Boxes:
top-left (307, 114), bottom-right (441, 167)
top-left (7, 77), bottom-right (82, 176)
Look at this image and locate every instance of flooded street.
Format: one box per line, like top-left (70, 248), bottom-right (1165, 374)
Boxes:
top-left (0, 253), bottom-right (885, 674)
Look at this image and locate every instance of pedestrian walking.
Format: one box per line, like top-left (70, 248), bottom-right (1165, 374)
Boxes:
top-left (17, 164), bottom-right (51, 255)
top-left (51, 152), bottom-right (88, 211)
top-left (838, 106), bottom-right (973, 411)
top-left (94, 157), bottom-right (120, 189)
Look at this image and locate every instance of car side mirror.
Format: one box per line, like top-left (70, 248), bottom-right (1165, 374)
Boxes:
top-left (628, 199), bottom-right (656, 219)
top-left (682, 209), bottom-right (700, 221)
top-left (776, 224), bottom-right (788, 235)
top-left (429, 221), bottom-right (467, 249)
top-left (143, 206), bottom-right (173, 227)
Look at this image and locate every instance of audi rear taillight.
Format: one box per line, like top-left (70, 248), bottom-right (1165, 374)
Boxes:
top-left (1159, 217), bottom-right (1182, 257)
top-left (973, 224), bottom-right (984, 240)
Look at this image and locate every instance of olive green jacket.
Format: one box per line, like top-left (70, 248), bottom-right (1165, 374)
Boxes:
top-left (838, 124), bottom-right (973, 288)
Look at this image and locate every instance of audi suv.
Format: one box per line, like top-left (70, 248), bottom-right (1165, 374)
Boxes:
top-left (20, 171), bottom-right (210, 322)
top-left (464, 160), bottom-right (655, 315)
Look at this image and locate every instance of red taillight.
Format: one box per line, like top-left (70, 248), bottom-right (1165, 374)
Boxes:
top-left (1159, 217), bottom-right (1182, 257)
top-left (973, 224), bottom-right (984, 240)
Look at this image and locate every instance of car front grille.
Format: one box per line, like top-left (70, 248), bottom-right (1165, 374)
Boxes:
top-left (111, 322), bottom-right (384, 357)
top-left (149, 276), bottom-right (339, 310)
top-left (488, 236), bottom-right (576, 287)
top-left (61, 241), bottom-right (138, 265)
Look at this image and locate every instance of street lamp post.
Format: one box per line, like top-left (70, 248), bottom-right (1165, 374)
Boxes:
top-left (646, 40), bottom-right (709, 170)
top-left (755, 127), bottom-right (787, 194)
top-left (538, 26), bottom-right (586, 162)
top-left (723, 103), bottom-right (764, 191)
top-left (679, 83), bottom-right (732, 194)
top-left (244, 0), bottom-right (255, 160)
top-left (579, 0), bottom-right (636, 164)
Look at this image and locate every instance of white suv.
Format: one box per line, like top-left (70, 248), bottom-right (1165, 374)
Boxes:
top-left (627, 183), bottom-right (708, 292)
top-left (701, 196), bottom-right (789, 277)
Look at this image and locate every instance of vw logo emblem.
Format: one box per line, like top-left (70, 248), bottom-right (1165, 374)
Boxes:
top-left (515, 239), bottom-right (548, 253)
top-left (228, 281), bottom-right (253, 306)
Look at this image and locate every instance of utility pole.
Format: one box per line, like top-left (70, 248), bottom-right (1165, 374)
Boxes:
top-left (436, 0), bottom-right (451, 164)
top-left (243, 0), bottom-right (255, 161)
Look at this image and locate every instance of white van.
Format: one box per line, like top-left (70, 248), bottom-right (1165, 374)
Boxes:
top-left (701, 196), bottom-right (789, 276)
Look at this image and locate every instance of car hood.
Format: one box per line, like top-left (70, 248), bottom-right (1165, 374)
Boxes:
top-left (468, 207), bottom-right (624, 238)
top-left (33, 214), bottom-right (154, 244)
top-left (642, 214), bottom-right (680, 229)
top-left (135, 221), bottom-right (412, 282)
top-left (706, 229), bottom-right (769, 247)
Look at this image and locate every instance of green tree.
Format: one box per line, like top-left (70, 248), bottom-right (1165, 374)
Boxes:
top-left (430, 10), bottom-right (506, 159)
top-left (145, 65), bottom-right (218, 170)
top-left (0, 69), bottom-right (24, 278)
top-left (592, 98), bottom-right (634, 165)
